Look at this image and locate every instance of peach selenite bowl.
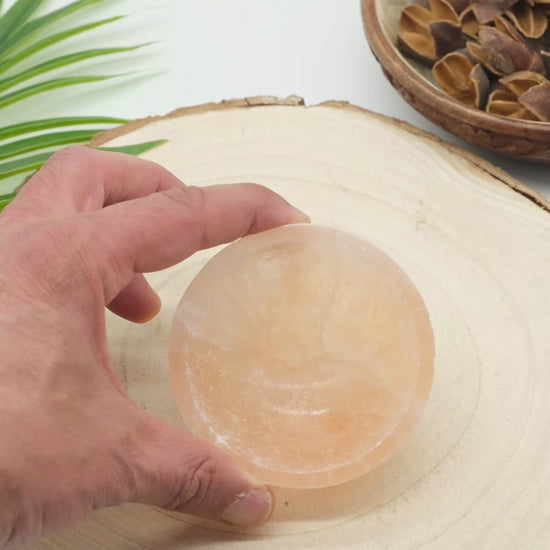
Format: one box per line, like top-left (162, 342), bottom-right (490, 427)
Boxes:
top-left (169, 224), bottom-right (435, 489)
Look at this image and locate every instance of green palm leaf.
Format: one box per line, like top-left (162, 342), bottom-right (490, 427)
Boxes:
top-left (0, 117), bottom-right (128, 142)
top-left (1, 0), bottom-right (107, 57)
top-left (0, 0), bottom-right (43, 45)
top-left (0, 46), bottom-right (142, 94)
top-left (0, 140), bottom-right (168, 182)
top-left (0, 140), bottom-right (168, 211)
top-left (0, 151), bottom-right (52, 180)
top-left (0, 75), bottom-right (114, 111)
top-left (99, 141), bottom-right (168, 156)
top-left (0, 0), bottom-right (168, 206)
top-left (0, 192), bottom-right (16, 211)
top-left (0, 17), bottom-right (125, 75)
top-left (0, 130), bottom-right (100, 161)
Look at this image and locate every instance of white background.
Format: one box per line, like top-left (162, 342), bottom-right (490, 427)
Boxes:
top-left (3, 0), bottom-right (550, 198)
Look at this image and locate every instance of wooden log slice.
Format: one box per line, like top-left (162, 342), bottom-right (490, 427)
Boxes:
top-left (25, 97), bottom-right (550, 549)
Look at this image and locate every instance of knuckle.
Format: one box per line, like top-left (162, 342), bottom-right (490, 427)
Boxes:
top-left (25, 146), bottom-right (92, 196)
top-left (1, 147), bottom-right (96, 223)
top-left (242, 182), bottom-right (268, 194)
top-left (161, 186), bottom-right (209, 243)
top-left (167, 456), bottom-right (218, 512)
top-left (163, 185), bottom-right (206, 216)
top-left (242, 182), bottom-right (274, 202)
top-left (51, 144), bottom-right (91, 162)
top-left (40, 145), bottom-right (91, 175)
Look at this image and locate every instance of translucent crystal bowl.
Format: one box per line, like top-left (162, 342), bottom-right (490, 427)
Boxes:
top-left (169, 224), bottom-right (435, 488)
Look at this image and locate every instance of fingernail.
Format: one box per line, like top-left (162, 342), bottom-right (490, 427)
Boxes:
top-left (220, 489), bottom-right (273, 527)
top-left (292, 207), bottom-right (311, 223)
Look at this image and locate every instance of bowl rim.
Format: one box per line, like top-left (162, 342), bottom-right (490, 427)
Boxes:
top-left (361, 0), bottom-right (550, 140)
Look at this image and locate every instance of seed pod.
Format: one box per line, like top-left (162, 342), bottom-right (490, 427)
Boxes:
top-left (447, 0), bottom-right (471, 13)
top-left (433, 51), bottom-right (490, 107)
top-left (518, 80), bottom-right (550, 119)
top-left (467, 26), bottom-right (544, 75)
top-left (398, 1), bottom-right (462, 63)
top-left (428, 0), bottom-right (461, 20)
top-left (486, 70), bottom-right (550, 119)
top-left (526, 0), bottom-right (550, 13)
top-left (398, 5), bottom-right (439, 63)
top-left (460, 6), bottom-right (481, 37)
top-left (471, 64), bottom-right (491, 108)
top-left (506, 1), bottom-right (548, 38)
top-left (399, 0), bottom-right (550, 121)
top-left (494, 15), bottom-right (526, 39)
top-left (486, 88), bottom-right (540, 118)
top-left (500, 69), bottom-right (548, 94)
top-left (430, 21), bottom-right (467, 57)
top-left (434, 51), bottom-right (474, 92)
top-left (472, 0), bottom-right (520, 24)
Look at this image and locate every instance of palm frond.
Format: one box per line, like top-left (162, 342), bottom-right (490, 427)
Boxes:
top-left (0, 75), bottom-right (115, 111)
top-left (0, 140), bottom-right (168, 182)
top-left (0, 192), bottom-right (16, 211)
top-left (0, 151), bottom-right (52, 180)
top-left (0, 130), bottom-right (100, 161)
top-left (1, 0), bottom-right (108, 57)
top-left (99, 141), bottom-right (169, 156)
top-left (0, 0), bottom-right (167, 205)
top-left (0, 140), bottom-right (169, 211)
top-left (0, 17), bottom-right (125, 75)
top-left (0, 117), bottom-right (129, 142)
top-left (0, 0), bottom-right (44, 46)
top-left (0, 46), bottom-right (143, 94)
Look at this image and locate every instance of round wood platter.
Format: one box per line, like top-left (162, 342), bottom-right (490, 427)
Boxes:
top-left (26, 97), bottom-right (550, 549)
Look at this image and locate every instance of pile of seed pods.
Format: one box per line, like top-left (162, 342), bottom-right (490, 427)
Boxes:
top-left (398, 0), bottom-right (550, 121)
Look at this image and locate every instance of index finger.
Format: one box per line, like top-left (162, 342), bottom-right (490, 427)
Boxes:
top-left (88, 183), bottom-right (310, 304)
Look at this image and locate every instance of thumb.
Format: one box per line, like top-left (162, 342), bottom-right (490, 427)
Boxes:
top-left (129, 413), bottom-right (273, 527)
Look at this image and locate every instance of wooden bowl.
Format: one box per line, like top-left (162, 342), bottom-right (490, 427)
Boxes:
top-left (361, 0), bottom-right (550, 159)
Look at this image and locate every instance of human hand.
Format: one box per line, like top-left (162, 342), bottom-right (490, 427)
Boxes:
top-left (0, 146), bottom-right (309, 548)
